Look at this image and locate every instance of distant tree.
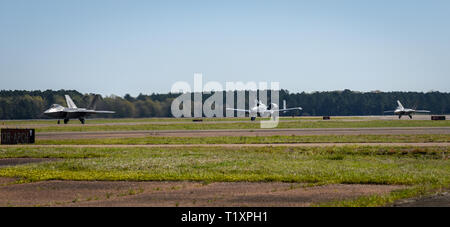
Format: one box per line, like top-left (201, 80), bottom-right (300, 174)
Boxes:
top-left (0, 89), bottom-right (449, 119)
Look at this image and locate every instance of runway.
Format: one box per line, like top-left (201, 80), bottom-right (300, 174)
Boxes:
top-left (36, 127), bottom-right (450, 140)
top-left (2, 115), bottom-right (447, 128)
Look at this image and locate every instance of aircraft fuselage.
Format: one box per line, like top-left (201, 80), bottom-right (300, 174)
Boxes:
top-left (394, 108), bottom-right (415, 119)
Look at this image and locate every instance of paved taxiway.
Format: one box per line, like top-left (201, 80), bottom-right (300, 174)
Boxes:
top-left (36, 127), bottom-right (450, 140)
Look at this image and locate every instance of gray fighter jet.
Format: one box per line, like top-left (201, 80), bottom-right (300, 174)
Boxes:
top-left (226, 100), bottom-right (302, 121)
top-left (44, 95), bottom-right (115, 124)
top-left (384, 100), bottom-right (430, 119)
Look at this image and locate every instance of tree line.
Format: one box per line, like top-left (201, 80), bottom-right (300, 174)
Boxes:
top-left (0, 89), bottom-right (448, 119)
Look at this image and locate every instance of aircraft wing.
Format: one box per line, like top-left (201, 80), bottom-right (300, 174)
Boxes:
top-left (84, 110), bottom-right (115, 114)
top-left (64, 109), bottom-right (115, 115)
top-left (273, 107), bottom-right (302, 112)
top-left (226, 108), bottom-right (250, 113)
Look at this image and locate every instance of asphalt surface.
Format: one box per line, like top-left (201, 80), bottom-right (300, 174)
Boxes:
top-left (393, 192), bottom-right (450, 207)
top-left (2, 114), bottom-right (447, 128)
top-left (36, 127), bottom-right (450, 140)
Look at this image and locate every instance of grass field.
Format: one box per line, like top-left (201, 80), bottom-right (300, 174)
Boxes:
top-left (2, 120), bottom-right (448, 132)
top-left (0, 145), bottom-right (448, 206)
top-left (1, 117), bottom-right (449, 207)
top-left (0, 146), bottom-right (448, 184)
top-left (36, 134), bottom-right (450, 145)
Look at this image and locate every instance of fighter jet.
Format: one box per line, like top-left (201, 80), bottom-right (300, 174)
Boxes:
top-left (226, 100), bottom-right (302, 121)
top-left (384, 100), bottom-right (430, 119)
top-left (44, 95), bottom-right (115, 124)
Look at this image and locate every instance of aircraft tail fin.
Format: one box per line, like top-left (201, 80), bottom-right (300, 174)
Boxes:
top-left (65, 95), bottom-right (77, 109)
top-left (88, 95), bottom-right (100, 110)
top-left (397, 100), bottom-right (404, 110)
top-left (283, 100), bottom-right (287, 110)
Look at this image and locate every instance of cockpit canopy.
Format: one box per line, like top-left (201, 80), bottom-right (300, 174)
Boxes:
top-left (51, 104), bottom-right (62, 108)
top-left (45, 104), bottom-right (65, 112)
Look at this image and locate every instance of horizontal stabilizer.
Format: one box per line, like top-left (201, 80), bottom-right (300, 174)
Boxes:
top-left (88, 95), bottom-right (100, 110)
top-left (226, 108), bottom-right (250, 113)
top-left (276, 107), bottom-right (302, 112)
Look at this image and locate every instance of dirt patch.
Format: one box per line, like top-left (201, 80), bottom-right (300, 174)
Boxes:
top-left (393, 192), bottom-right (450, 207)
top-left (0, 178), bottom-right (17, 186)
top-left (0, 180), bottom-right (405, 207)
top-left (66, 182), bottom-right (405, 207)
top-left (0, 158), bottom-right (60, 167)
top-left (0, 181), bottom-right (202, 207)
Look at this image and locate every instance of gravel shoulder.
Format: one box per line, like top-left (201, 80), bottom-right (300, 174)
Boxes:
top-left (393, 192), bottom-right (450, 207)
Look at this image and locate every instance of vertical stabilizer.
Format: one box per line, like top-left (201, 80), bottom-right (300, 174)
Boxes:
top-left (88, 95), bottom-right (100, 110)
top-left (65, 95), bottom-right (78, 109)
top-left (397, 100), bottom-right (404, 110)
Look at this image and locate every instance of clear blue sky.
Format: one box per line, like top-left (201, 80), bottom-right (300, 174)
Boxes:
top-left (1, 0), bottom-right (449, 96)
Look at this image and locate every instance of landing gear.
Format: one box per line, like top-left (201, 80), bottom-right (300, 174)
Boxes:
top-left (79, 118), bottom-right (85, 124)
top-left (399, 115), bottom-right (402, 119)
top-left (64, 119), bottom-right (69, 124)
top-left (251, 117), bottom-right (256, 121)
top-left (408, 115), bottom-right (412, 119)
top-left (57, 120), bottom-right (60, 124)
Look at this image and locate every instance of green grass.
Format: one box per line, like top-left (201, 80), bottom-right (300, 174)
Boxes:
top-left (7, 120), bottom-right (449, 132)
top-left (0, 146), bottom-right (448, 186)
top-left (1, 145), bottom-right (448, 206)
top-left (36, 134), bottom-right (450, 145)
